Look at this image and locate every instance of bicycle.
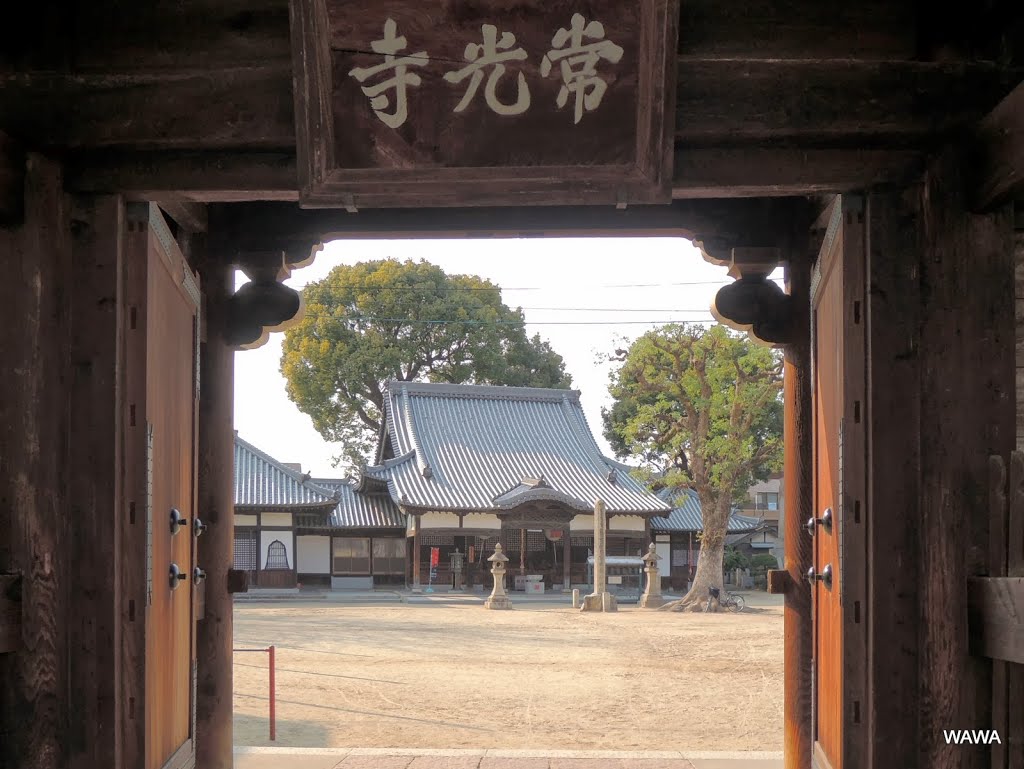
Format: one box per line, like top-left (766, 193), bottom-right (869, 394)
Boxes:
top-left (704, 586), bottom-right (745, 612)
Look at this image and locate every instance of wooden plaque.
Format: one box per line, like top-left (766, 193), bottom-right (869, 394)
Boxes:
top-left (290, 0), bottom-right (679, 208)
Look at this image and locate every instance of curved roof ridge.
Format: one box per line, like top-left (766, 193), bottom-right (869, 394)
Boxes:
top-left (399, 382), bottom-right (433, 479)
top-left (385, 379), bottom-right (581, 403)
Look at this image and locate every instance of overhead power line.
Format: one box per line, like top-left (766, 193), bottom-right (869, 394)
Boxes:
top-left (299, 315), bottom-right (718, 326)
top-left (286, 278), bottom-right (783, 292)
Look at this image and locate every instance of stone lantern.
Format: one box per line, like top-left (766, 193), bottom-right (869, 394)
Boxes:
top-left (484, 543), bottom-right (512, 610)
top-left (639, 542), bottom-right (666, 609)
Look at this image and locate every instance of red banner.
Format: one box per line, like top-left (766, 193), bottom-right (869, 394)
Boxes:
top-left (430, 547), bottom-right (440, 567)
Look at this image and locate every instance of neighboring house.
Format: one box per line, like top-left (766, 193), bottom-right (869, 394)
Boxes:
top-left (649, 488), bottom-right (762, 590)
top-left (734, 474), bottom-right (785, 564)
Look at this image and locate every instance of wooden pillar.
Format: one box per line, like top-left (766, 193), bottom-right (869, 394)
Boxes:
top-left (783, 244), bottom-right (812, 769)
top-left (520, 529), bottom-right (526, 575)
top-left (0, 155), bottom-right (72, 769)
top-left (412, 515), bottom-right (421, 591)
top-left (67, 195), bottom-right (126, 769)
top-left (194, 248), bottom-right (235, 769)
top-left (562, 532), bottom-right (571, 589)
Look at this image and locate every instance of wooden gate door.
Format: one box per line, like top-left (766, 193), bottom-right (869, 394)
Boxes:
top-left (128, 204), bottom-right (201, 769)
top-left (809, 196), bottom-right (867, 769)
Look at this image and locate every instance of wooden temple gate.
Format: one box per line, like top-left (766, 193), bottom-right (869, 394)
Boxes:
top-left (1, 3), bottom-right (1023, 769)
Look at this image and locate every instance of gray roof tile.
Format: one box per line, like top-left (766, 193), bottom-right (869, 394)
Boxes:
top-left (234, 434), bottom-right (339, 509)
top-left (362, 382), bottom-right (671, 515)
top-left (310, 478), bottom-right (405, 529)
top-left (650, 488), bottom-right (762, 533)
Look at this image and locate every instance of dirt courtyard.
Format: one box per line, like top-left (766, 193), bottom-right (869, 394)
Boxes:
top-left (233, 600), bottom-right (783, 752)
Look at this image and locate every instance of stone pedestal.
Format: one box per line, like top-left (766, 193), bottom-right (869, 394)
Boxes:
top-left (484, 543), bottom-right (513, 610)
top-left (639, 542), bottom-right (666, 608)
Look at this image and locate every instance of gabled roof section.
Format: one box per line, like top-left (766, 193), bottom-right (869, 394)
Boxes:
top-left (650, 488), bottom-right (762, 533)
top-left (234, 434), bottom-right (339, 510)
top-left (363, 381), bottom-right (671, 514)
top-left (310, 478), bottom-right (405, 529)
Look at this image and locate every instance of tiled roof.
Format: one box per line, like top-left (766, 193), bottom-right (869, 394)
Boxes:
top-left (234, 434), bottom-right (339, 510)
top-left (650, 488), bottom-right (762, 533)
top-left (361, 382), bottom-right (671, 515)
top-left (310, 478), bottom-right (405, 529)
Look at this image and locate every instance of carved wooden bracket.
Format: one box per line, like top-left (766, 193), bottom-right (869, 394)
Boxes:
top-left (225, 243), bottom-right (322, 350)
top-left (708, 247), bottom-right (794, 346)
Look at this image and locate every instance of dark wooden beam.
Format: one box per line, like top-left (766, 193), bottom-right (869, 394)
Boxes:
top-left (971, 80), bottom-right (1024, 212)
top-left (66, 146), bottom-right (920, 202)
top-left (0, 131), bottom-right (25, 225)
top-left (208, 198), bottom-right (809, 263)
top-left (968, 577), bottom-right (1024, 664)
top-left (66, 151), bottom-right (299, 202)
top-left (673, 148), bottom-right (921, 199)
top-left (2, 61), bottom-right (1018, 152)
top-left (0, 66), bottom-right (296, 150)
top-left (157, 202), bottom-right (208, 233)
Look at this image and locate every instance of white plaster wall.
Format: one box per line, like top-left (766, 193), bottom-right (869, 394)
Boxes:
top-left (609, 515), bottom-right (645, 533)
top-left (463, 512), bottom-right (501, 530)
top-left (234, 513), bottom-right (258, 527)
top-left (261, 512), bottom-right (293, 527)
top-left (656, 541), bottom-right (672, 573)
top-left (420, 511), bottom-right (460, 529)
top-left (260, 530), bottom-right (294, 570)
top-left (570, 514), bottom-right (594, 532)
top-left (297, 535), bottom-right (330, 574)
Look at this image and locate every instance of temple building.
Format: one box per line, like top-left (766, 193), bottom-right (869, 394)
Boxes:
top-left (361, 381), bottom-right (671, 590)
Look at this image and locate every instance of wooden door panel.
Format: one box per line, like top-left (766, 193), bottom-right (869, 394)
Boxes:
top-left (142, 207), bottom-right (200, 769)
top-left (813, 208), bottom-right (845, 769)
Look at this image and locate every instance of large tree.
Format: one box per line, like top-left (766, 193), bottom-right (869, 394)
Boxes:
top-left (281, 259), bottom-right (571, 466)
top-left (603, 323), bottom-right (783, 611)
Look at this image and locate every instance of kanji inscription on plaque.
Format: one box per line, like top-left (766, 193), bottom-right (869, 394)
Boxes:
top-left (290, 0), bottom-right (679, 207)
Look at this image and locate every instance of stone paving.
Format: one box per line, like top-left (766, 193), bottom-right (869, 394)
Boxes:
top-left (233, 748), bottom-right (783, 769)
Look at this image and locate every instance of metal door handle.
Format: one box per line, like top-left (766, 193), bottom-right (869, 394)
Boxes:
top-left (192, 567), bottom-right (207, 584)
top-left (805, 563), bottom-right (833, 589)
top-left (804, 507), bottom-right (833, 535)
top-left (170, 508), bottom-right (188, 535)
top-left (169, 563), bottom-right (188, 590)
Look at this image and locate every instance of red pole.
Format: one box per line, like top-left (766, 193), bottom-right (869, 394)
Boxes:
top-left (268, 645), bottom-right (276, 741)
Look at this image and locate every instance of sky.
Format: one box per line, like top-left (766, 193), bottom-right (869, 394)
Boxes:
top-left (233, 237), bottom-right (784, 478)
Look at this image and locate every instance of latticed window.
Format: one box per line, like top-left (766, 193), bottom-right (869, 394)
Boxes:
top-left (264, 539), bottom-right (290, 570)
top-left (421, 533), bottom-right (454, 546)
top-left (233, 532), bottom-right (258, 572)
top-left (372, 538), bottom-right (406, 574)
top-left (333, 537), bottom-right (370, 574)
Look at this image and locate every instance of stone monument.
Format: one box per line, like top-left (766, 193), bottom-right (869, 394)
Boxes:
top-left (580, 498), bottom-right (617, 612)
top-left (639, 542), bottom-right (666, 608)
top-left (484, 542), bottom-right (512, 610)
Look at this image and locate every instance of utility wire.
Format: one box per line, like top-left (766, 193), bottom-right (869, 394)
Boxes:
top-left (298, 315), bottom-right (718, 326)
top-left (285, 279), bottom-right (781, 292)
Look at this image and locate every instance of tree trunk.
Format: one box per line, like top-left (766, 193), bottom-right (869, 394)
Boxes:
top-left (660, 494), bottom-right (731, 612)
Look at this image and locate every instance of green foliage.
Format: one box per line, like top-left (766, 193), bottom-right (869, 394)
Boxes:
top-left (750, 553), bottom-right (779, 589)
top-left (723, 546), bottom-right (750, 571)
top-left (603, 323), bottom-right (784, 570)
top-left (603, 323), bottom-right (783, 496)
top-left (280, 259), bottom-right (571, 467)
top-left (750, 553), bottom-right (779, 572)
